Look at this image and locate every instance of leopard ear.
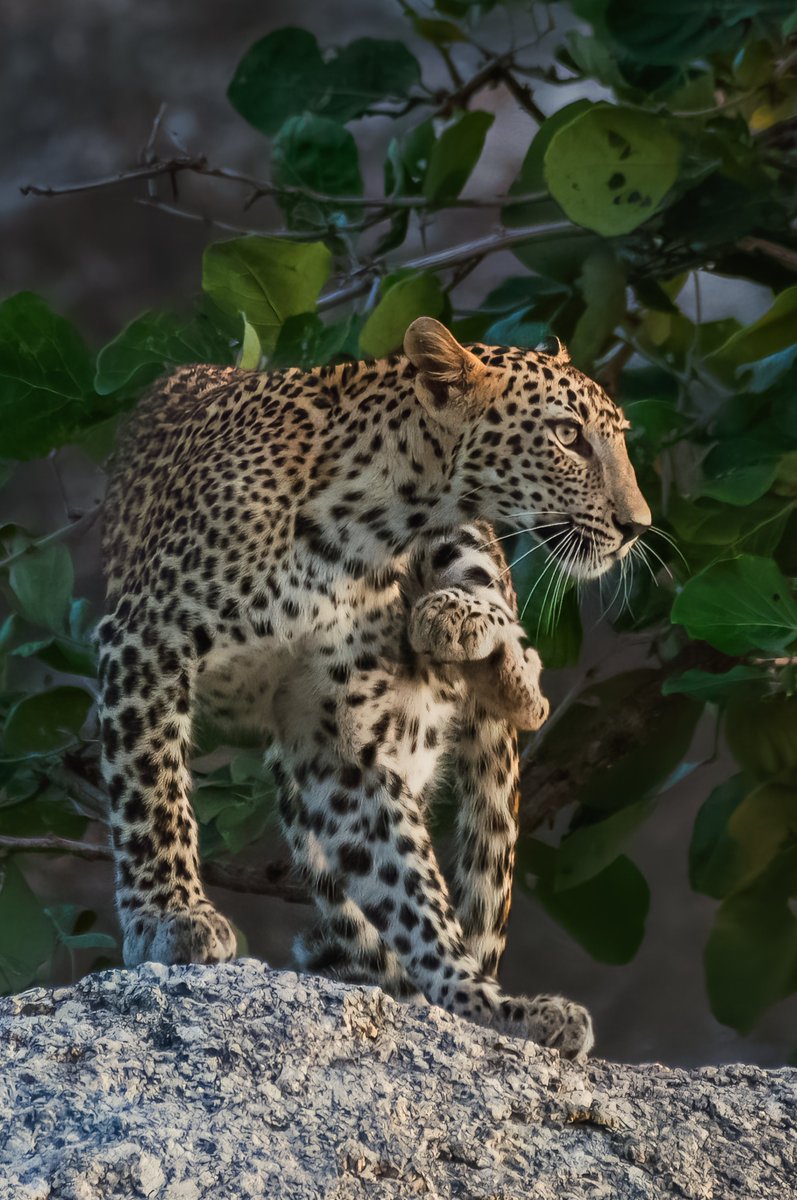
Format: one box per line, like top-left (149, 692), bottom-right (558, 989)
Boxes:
top-left (536, 335), bottom-right (571, 364)
top-left (404, 317), bottom-right (500, 426)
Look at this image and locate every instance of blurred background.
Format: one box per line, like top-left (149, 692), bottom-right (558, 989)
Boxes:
top-left (3, 0), bottom-right (796, 1067)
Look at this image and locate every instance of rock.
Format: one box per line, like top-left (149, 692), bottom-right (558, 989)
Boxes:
top-left (0, 960), bottom-right (794, 1198)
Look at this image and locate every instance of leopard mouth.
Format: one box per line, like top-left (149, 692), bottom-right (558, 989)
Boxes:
top-left (535, 519), bottom-right (619, 581)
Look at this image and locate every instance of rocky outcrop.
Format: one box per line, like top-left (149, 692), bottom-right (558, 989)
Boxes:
top-left (1, 960), bottom-right (794, 1198)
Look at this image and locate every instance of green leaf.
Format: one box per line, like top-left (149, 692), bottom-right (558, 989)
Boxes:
top-left (238, 316), bottom-right (262, 370)
top-left (691, 778), bottom-right (797, 901)
top-left (2, 687), bottom-right (93, 759)
top-left (668, 494), bottom-right (791, 554)
top-left (94, 308), bottom-right (234, 396)
top-left (663, 665), bottom-right (768, 704)
top-left (555, 799), bottom-right (654, 891)
top-left (672, 554), bottom-right (797, 655)
top-left (359, 272), bottom-right (446, 359)
top-left (45, 907), bottom-right (117, 953)
top-left (704, 847), bottom-right (797, 1033)
top-left (544, 104), bottom-right (680, 235)
top-left (422, 110), bottom-right (494, 206)
top-left (9, 542), bottom-right (74, 633)
top-left (520, 840), bottom-right (650, 964)
top-left (270, 312), bottom-right (356, 370)
top-left (708, 286), bottom-right (797, 378)
top-left (484, 311), bottom-right (549, 349)
top-left (0, 860), bottom-right (57, 994)
top-left (569, 247), bottom-right (627, 370)
top-left (227, 28), bottom-right (327, 135)
top-left (604, 0), bottom-right (771, 68)
top-left (228, 30), bottom-right (421, 132)
top-left (504, 100), bottom-right (592, 216)
top-left (0, 292), bottom-right (95, 460)
top-left (322, 39), bottom-right (422, 123)
top-left (202, 236), bottom-right (332, 352)
top-left (0, 781), bottom-right (87, 839)
top-left (272, 114), bottom-right (363, 229)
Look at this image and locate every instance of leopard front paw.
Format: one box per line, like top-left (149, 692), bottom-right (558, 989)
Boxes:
top-left (122, 902), bottom-right (238, 967)
top-left (494, 993), bottom-right (594, 1061)
top-left (409, 592), bottom-right (501, 663)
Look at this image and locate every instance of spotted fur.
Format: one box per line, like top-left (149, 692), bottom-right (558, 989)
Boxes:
top-left (99, 319), bottom-right (650, 1061)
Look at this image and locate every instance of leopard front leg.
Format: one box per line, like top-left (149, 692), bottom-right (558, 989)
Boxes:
top-left (274, 665), bottom-right (593, 1060)
top-left (409, 588), bottom-right (549, 731)
top-left (97, 613), bottom-right (237, 966)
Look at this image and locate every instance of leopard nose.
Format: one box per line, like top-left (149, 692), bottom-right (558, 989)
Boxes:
top-left (612, 514), bottom-right (649, 546)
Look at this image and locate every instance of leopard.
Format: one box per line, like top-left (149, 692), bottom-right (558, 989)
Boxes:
top-left (98, 318), bottom-right (650, 1062)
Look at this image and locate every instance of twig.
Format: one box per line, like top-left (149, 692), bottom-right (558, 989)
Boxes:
top-left (0, 504), bottom-right (104, 571)
top-left (317, 220), bottom-right (580, 311)
top-left (736, 236), bottom-right (797, 274)
top-left (0, 834), bottom-right (311, 905)
top-left (22, 154), bottom-right (548, 212)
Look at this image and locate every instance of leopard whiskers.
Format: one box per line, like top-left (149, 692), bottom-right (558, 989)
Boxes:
top-left (639, 537), bottom-right (674, 581)
top-left (648, 524), bottom-right (688, 569)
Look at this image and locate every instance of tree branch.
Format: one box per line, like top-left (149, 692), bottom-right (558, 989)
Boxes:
top-left (317, 220), bottom-right (581, 311)
top-left (0, 835), bottom-right (310, 905)
top-left (21, 154), bottom-right (547, 212)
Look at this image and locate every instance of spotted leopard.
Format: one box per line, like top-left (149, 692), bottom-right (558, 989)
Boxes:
top-left (98, 319), bottom-right (650, 1061)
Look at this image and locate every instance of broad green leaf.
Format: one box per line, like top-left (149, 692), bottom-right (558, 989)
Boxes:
top-left (484, 311), bottom-right (549, 349)
top-left (692, 779), bottom-right (797, 901)
top-left (238, 317), bottom-right (262, 370)
top-left (704, 847), bottom-right (797, 1033)
top-left (270, 313), bottom-right (356, 370)
top-left (544, 104), bottom-right (680, 235)
top-left (10, 635), bottom-right (96, 677)
top-left (359, 272), bottom-right (446, 359)
top-left (45, 905), bottom-right (117, 952)
top-left (668, 494), bottom-right (791, 554)
top-left (481, 276), bottom-right (570, 314)
top-left (272, 114), bottom-right (363, 229)
top-left (202, 236), bottom-right (332, 352)
top-left (0, 861), bottom-right (57, 994)
top-left (322, 39), bottom-right (422, 123)
top-left (228, 30), bottom-right (421, 132)
top-left (227, 28), bottom-right (327, 135)
top-left (504, 100), bottom-right (592, 218)
top-left (605, 0), bottom-right (780, 68)
top-left (2, 686), bottom-right (93, 759)
top-left (9, 542), bottom-right (74, 633)
top-left (423, 110), bottom-right (494, 206)
top-left (725, 694), bottom-right (797, 777)
top-left (555, 799), bottom-right (654, 891)
top-left (0, 293), bottom-right (95, 460)
top-left (520, 840), bottom-right (650, 964)
top-left (689, 772), bottom-right (750, 899)
top-left (708, 286), bottom-right (797, 376)
top-left (0, 781), bottom-right (87, 839)
top-left (94, 308), bottom-right (234, 396)
top-left (569, 247), bottom-right (627, 369)
top-left (662, 665), bottom-right (768, 704)
top-left (672, 554), bottom-right (797, 655)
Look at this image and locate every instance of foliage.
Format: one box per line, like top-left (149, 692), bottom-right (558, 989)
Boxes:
top-left (2, 0), bottom-right (797, 1056)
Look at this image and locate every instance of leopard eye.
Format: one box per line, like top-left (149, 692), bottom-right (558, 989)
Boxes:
top-left (554, 421), bottom-right (580, 447)
top-left (545, 418), bottom-right (593, 458)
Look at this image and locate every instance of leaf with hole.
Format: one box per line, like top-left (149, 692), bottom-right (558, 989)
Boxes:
top-left (544, 104), bottom-right (680, 235)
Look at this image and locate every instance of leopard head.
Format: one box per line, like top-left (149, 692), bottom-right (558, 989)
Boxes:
top-left (404, 317), bottom-right (650, 580)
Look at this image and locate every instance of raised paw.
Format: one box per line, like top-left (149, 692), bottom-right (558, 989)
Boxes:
top-left (460, 642), bottom-right (550, 731)
top-left (494, 993), bottom-right (595, 1062)
top-left (122, 902), bottom-right (238, 967)
top-left (409, 591), bottom-right (504, 663)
